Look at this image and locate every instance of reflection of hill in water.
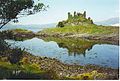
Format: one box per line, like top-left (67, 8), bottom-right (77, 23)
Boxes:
top-left (43, 37), bottom-right (97, 56)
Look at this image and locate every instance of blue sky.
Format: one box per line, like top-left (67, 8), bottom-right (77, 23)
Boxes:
top-left (16, 0), bottom-right (119, 25)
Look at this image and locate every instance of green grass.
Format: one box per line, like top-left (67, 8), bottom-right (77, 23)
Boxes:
top-left (0, 61), bottom-right (50, 79)
top-left (12, 29), bottom-right (33, 33)
top-left (0, 61), bottom-right (43, 73)
top-left (0, 61), bottom-right (18, 70)
top-left (39, 24), bottom-right (119, 35)
top-left (22, 63), bottom-right (44, 74)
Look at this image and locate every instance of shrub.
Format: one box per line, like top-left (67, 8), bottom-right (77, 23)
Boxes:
top-left (57, 22), bottom-right (64, 27)
top-left (8, 48), bottom-right (24, 64)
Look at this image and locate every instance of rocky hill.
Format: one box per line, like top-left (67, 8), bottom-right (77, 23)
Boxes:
top-left (57, 11), bottom-right (94, 27)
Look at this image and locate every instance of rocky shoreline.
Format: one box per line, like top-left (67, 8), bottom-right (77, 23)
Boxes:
top-left (0, 51), bottom-right (119, 80)
top-left (0, 48), bottom-right (119, 80)
top-left (23, 53), bottom-right (119, 80)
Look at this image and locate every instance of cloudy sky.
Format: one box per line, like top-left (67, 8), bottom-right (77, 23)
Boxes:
top-left (16, 0), bottom-right (119, 25)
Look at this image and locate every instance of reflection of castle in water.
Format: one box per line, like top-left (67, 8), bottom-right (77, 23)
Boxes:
top-left (43, 37), bottom-right (96, 57)
top-left (58, 42), bottom-right (94, 57)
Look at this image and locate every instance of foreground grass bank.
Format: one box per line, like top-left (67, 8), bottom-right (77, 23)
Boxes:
top-left (0, 54), bottom-right (119, 80)
top-left (0, 61), bottom-right (53, 79)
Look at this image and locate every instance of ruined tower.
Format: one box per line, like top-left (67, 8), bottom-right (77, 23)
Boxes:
top-left (83, 11), bottom-right (86, 18)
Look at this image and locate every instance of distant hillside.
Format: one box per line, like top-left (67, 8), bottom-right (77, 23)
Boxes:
top-left (111, 23), bottom-right (120, 26)
top-left (95, 17), bottom-right (119, 26)
top-left (0, 23), bottom-right (57, 32)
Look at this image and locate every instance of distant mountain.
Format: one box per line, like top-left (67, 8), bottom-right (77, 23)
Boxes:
top-left (111, 23), bottom-right (120, 26)
top-left (0, 23), bottom-right (57, 32)
top-left (95, 17), bottom-right (119, 26)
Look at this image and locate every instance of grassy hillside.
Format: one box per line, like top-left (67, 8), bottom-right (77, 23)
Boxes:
top-left (38, 25), bottom-right (118, 36)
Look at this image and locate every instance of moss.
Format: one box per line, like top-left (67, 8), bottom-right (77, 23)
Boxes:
top-left (66, 70), bottom-right (106, 80)
top-left (20, 57), bottom-right (29, 64)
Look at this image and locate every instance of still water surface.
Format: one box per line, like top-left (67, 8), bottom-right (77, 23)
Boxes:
top-left (5, 37), bottom-right (119, 69)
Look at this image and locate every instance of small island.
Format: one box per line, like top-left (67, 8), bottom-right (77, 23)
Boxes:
top-left (37, 11), bottom-right (119, 45)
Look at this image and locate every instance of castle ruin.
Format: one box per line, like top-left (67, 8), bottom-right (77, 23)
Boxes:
top-left (57, 11), bottom-right (94, 27)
